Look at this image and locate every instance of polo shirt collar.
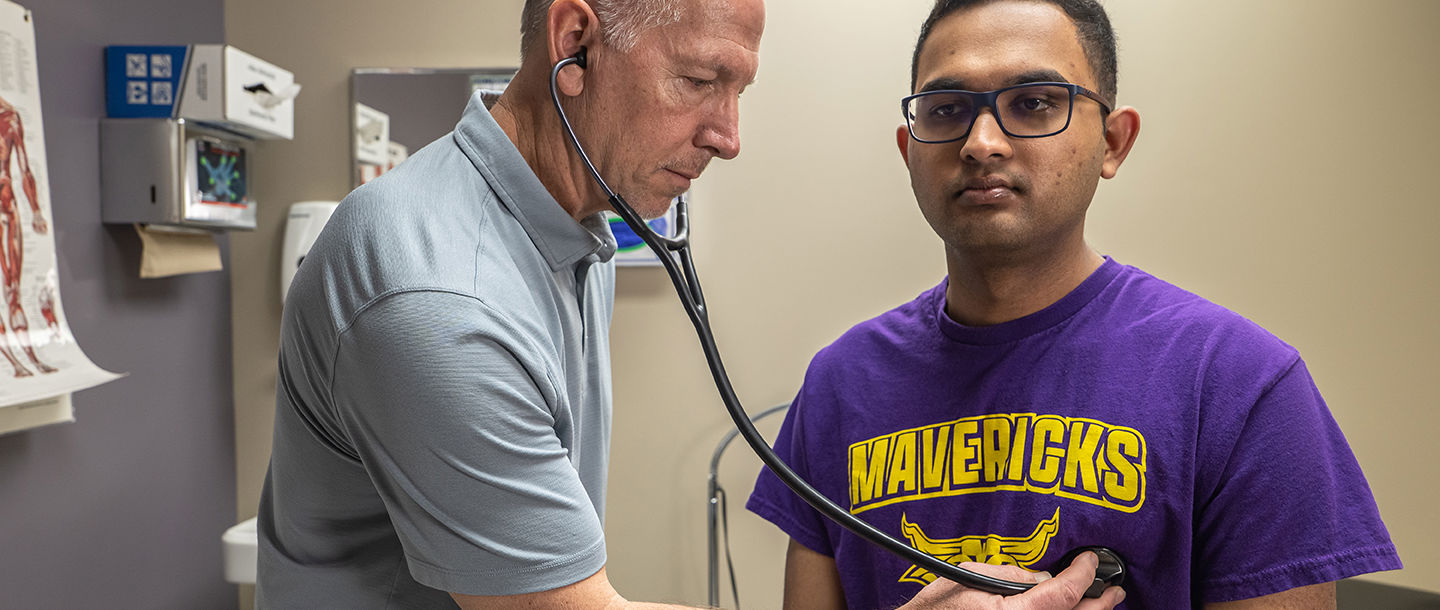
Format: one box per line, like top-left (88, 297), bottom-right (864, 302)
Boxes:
top-left (453, 91), bottom-right (616, 270)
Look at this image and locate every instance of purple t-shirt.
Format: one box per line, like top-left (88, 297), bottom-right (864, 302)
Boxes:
top-left (747, 259), bottom-right (1400, 609)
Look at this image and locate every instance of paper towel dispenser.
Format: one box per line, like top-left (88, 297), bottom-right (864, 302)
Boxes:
top-left (101, 118), bottom-right (257, 231)
top-left (281, 201), bottom-right (338, 304)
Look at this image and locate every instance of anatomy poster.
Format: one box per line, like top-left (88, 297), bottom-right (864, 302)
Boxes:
top-left (0, 1), bottom-right (120, 425)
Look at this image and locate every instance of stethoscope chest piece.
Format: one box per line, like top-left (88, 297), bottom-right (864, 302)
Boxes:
top-left (1057, 546), bottom-right (1127, 598)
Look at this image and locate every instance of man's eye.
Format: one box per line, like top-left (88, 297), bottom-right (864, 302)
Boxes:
top-left (688, 77), bottom-right (715, 88)
top-left (929, 103), bottom-right (969, 120)
top-left (1015, 97), bottom-right (1059, 112)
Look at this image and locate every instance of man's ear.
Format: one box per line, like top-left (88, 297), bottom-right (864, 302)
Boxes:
top-left (896, 124), bottom-right (912, 165)
top-left (547, 0), bottom-right (599, 97)
top-left (1100, 106), bottom-right (1140, 179)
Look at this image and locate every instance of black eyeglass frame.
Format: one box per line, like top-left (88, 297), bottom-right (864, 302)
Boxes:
top-left (901, 81), bottom-right (1113, 144)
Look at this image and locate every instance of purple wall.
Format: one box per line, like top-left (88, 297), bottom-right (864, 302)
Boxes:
top-left (0, 0), bottom-right (237, 608)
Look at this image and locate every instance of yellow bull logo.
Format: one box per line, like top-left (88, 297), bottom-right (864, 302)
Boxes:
top-left (897, 508), bottom-right (1060, 585)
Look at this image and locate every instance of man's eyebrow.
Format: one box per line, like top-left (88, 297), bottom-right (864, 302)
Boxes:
top-left (918, 69), bottom-right (1073, 93)
top-left (713, 64), bottom-right (741, 83)
top-left (919, 77), bottom-right (969, 93)
top-left (1005, 69), bottom-right (1070, 86)
top-left (690, 59), bottom-right (756, 87)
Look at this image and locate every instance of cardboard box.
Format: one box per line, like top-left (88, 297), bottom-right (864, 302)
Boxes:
top-left (106, 45), bottom-right (298, 140)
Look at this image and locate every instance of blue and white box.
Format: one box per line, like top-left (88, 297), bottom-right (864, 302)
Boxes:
top-left (106, 44), bottom-right (298, 140)
top-left (107, 46), bottom-right (186, 118)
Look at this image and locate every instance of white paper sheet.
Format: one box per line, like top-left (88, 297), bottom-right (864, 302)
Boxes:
top-left (0, 1), bottom-right (121, 412)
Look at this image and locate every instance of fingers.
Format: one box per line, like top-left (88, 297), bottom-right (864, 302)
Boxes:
top-left (905, 556), bottom-right (1125, 610)
top-left (900, 574), bottom-right (961, 607)
top-left (955, 561), bottom-right (1049, 584)
top-left (1009, 551), bottom-right (1121, 610)
top-left (1075, 586), bottom-right (1125, 610)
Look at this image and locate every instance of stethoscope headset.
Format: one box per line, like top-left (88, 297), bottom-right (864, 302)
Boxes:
top-left (549, 46), bottom-right (1126, 599)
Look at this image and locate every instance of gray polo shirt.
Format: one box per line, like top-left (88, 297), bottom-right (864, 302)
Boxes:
top-left (258, 92), bottom-right (617, 607)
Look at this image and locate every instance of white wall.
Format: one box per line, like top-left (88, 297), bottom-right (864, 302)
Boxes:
top-left (228, 1), bottom-right (1438, 607)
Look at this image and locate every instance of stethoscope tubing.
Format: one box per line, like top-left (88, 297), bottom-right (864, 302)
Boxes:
top-left (549, 55), bottom-right (1037, 596)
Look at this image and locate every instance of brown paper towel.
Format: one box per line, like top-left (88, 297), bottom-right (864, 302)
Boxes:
top-left (134, 224), bottom-right (223, 278)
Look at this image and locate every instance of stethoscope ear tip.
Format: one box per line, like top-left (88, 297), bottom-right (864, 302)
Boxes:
top-left (1057, 546), bottom-right (1127, 598)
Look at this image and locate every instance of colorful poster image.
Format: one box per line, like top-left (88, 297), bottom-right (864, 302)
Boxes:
top-left (0, 0), bottom-right (121, 421)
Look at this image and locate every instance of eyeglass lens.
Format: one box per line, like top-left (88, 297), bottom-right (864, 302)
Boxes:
top-left (909, 84), bottom-right (1073, 141)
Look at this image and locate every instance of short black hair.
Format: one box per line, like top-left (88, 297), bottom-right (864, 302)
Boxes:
top-left (910, 0), bottom-right (1118, 106)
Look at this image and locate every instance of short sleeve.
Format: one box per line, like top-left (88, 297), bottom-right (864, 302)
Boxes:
top-left (333, 291), bottom-right (606, 596)
top-left (746, 391), bottom-right (838, 556)
top-left (1193, 359), bottom-right (1401, 602)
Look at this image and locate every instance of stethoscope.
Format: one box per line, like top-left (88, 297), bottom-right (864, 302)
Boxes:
top-left (549, 48), bottom-right (1126, 599)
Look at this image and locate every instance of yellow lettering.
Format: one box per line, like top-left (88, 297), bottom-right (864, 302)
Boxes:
top-left (850, 438), bottom-right (890, 504)
top-left (887, 432), bottom-right (918, 496)
top-left (1007, 416), bottom-right (1030, 482)
top-left (921, 427), bottom-right (950, 492)
top-left (1063, 422), bottom-right (1103, 493)
top-left (1029, 417), bottom-right (1065, 486)
top-left (981, 416), bottom-right (1012, 483)
top-left (1103, 429), bottom-right (1143, 503)
top-left (952, 421), bottom-right (981, 485)
top-left (849, 413), bottom-right (1149, 515)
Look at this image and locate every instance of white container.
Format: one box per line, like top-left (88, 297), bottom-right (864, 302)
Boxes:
top-left (178, 45), bottom-right (298, 140)
top-left (222, 517), bottom-right (258, 584)
top-left (281, 201), bottom-right (340, 305)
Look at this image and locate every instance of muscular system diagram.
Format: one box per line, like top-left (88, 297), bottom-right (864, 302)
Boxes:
top-left (0, 94), bottom-right (56, 377)
top-left (0, 1), bottom-right (122, 425)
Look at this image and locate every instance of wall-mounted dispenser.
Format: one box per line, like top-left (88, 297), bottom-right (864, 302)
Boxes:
top-left (100, 44), bottom-right (299, 234)
top-left (280, 201), bottom-right (339, 304)
top-left (100, 118), bottom-right (257, 231)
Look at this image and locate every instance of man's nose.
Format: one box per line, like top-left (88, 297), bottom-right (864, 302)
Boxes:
top-left (960, 109), bottom-right (1013, 162)
top-left (699, 100), bottom-right (742, 160)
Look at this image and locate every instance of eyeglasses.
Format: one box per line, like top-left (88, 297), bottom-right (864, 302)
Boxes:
top-left (901, 82), bottom-right (1112, 144)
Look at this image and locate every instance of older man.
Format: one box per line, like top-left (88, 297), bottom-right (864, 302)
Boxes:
top-left (258, 0), bottom-right (1122, 608)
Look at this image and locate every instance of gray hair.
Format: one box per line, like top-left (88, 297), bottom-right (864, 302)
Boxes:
top-left (520, 0), bottom-right (685, 60)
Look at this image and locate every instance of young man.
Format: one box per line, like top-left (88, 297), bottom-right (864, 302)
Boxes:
top-left (747, 1), bottom-right (1402, 608)
top-left (259, 0), bottom-right (1118, 608)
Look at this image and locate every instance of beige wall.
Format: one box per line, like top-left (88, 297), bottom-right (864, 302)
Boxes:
top-left (227, 0), bottom-right (1438, 606)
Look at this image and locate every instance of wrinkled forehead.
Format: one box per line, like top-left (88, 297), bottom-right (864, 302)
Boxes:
top-left (643, 0), bottom-right (764, 77)
top-left (689, 0), bottom-right (765, 37)
top-left (916, 1), bottom-right (1093, 93)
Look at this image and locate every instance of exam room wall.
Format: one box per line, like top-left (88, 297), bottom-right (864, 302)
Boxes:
top-left (224, 2), bottom-right (1438, 608)
top-left (0, 0), bottom-right (238, 608)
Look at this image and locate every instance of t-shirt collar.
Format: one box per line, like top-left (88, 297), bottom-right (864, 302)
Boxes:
top-left (934, 257), bottom-right (1123, 345)
top-left (452, 91), bottom-right (616, 270)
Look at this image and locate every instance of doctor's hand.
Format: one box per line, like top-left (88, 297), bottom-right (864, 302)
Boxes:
top-left (901, 552), bottom-right (1125, 610)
